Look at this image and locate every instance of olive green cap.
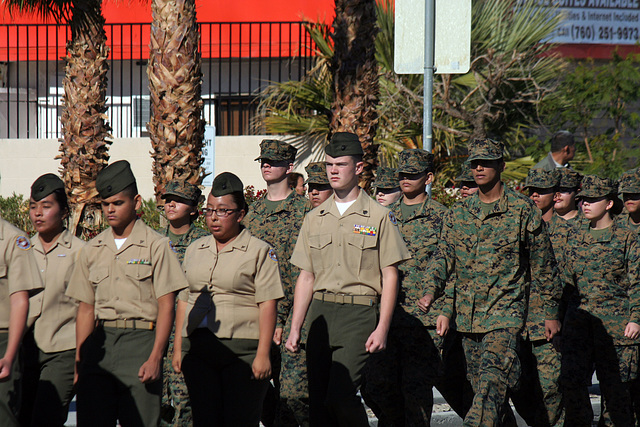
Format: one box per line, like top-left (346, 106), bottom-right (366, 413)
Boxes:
top-left (577, 175), bottom-right (618, 199)
top-left (96, 160), bottom-right (136, 199)
top-left (557, 168), bottom-right (582, 189)
top-left (210, 172), bottom-right (244, 197)
top-left (524, 168), bottom-right (560, 190)
top-left (397, 149), bottom-right (434, 174)
top-left (255, 139), bottom-right (297, 162)
top-left (467, 138), bottom-right (504, 162)
top-left (162, 180), bottom-right (202, 204)
top-left (31, 173), bottom-right (65, 202)
top-left (372, 167), bottom-right (399, 190)
top-left (305, 162), bottom-right (329, 185)
top-left (325, 132), bottom-right (364, 157)
top-left (618, 167), bottom-right (640, 194)
top-left (455, 162), bottom-right (474, 182)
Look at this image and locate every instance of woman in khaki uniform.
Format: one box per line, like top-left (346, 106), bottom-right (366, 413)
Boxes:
top-left (21, 174), bottom-right (84, 426)
top-left (173, 172), bottom-right (284, 427)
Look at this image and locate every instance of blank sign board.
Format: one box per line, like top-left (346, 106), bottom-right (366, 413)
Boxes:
top-left (395, 0), bottom-right (471, 75)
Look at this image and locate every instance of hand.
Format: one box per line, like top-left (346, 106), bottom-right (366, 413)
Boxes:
top-left (0, 358), bottom-right (12, 381)
top-left (365, 327), bottom-right (387, 353)
top-left (252, 354), bottom-right (272, 380)
top-left (436, 315), bottom-right (450, 337)
top-left (285, 330), bottom-right (300, 353)
top-left (545, 319), bottom-right (561, 341)
top-left (138, 357), bottom-right (161, 383)
top-left (273, 327), bottom-right (283, 345)
top-left (172, 352), bottom-right (182, 374)
top-left (625, 322), bottom-right (640, 340)
top-left (417, 294), bottom-right (434, 313)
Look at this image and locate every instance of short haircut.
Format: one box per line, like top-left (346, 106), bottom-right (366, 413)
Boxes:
top-left (287, 172), bottom-right (303, 189)
top-left (550, 131), bottom-right (575, 152)
top-left (119, 183), bottom-right (139, 200)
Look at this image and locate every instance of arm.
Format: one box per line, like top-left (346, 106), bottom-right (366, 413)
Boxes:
top-left (74, 301), bottom-right (95, 384)
top-left (0, 291), bottom-right (28, 380)
top-left (625, 233), bottom-right (640, 339)
top-left (138, 292), bottom-right (175, 383)
top-left (365, 264), bottom-right (398, 353)
top-left (172, 298), bottom-right (188, 373)
top-left (253, 299), bottom-right (277, 380)
top-left (285, 269), bottom-right (315, 353)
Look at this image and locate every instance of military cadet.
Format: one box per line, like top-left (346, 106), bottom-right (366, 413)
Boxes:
top-left (361, 149), bottom-right (473, 425)
top-left (616, 167), bottom-right (640, 235)
top-left (0, 203), bottom-right (42, 427)
top-left (159, 180), bottom-right (208, 427)
top-left (455, 162), bottom-right (478, 199)
top-left (510, 168), bottom-right (565, 426)
top-left (372, 166), bottom-right (401, 207)
top-left (173, 172), bottom-right (284, 427)
top-left (419, 138), bottom-right (562, 426)
top-left (561, 175), bottom-right (640, 425)
top-left (19, 174), bottom-right (83, 427)
top-left (533, 131), bottom-right (576, 171)
top-left (305, 162), bottom-right (333, 209)
top-left (288, 172), bottom-right (306, 196)
top-left (554, 168), bottom-right (582, 222)
top-left (286, 132), bottom-right (410, 427)
top-left (66, 160), bottom-right (188, 426)
top-left (243, 139), bottom-right (309, 426)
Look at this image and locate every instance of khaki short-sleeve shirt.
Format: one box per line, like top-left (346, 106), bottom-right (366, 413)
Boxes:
top-left (290, 190), bottom-right (410, 295)
top-left (29, 229), bottom-right (84, 353)
top-left (181, 229), bottom-right (284, 339)
top-left (0, 218), bottom-right (43, 329)
top-left (66, 220), bottom-right (188, 322)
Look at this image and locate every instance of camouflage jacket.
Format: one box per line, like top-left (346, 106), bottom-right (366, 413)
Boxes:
top-left (615, 210), bottom-right (640, 237)
top-left (424, 186), bottom-right (561, 334)
top-left (563, 220), bottom-right (640, 345)
top-left (161, 224), bottom-right (209, 264)
top-left (243, 191), bottom-right (309, 329)
top-left (389, 197), bottom-right (448, 328)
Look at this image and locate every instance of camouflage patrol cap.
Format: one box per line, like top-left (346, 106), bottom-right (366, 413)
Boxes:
top-left (524, 168), bottom-right (560, 190)
top-left (162, 180), bottom-right (202, 204)
top-left (210, 172), bottom-right (244, 197)
top-left (255, 139), bottom-right (297, 162)
top-left (372, 167), bottom-right (399, 190)
top-left (618, 167), bottom-right (640, 194)
top-left (397, 149), bottom-right (434, 174)
top-left (31, 173), bottom-right (65, 202)
top-left (557, 168), bottom-right (582, 189)
top-left (96, 160), bottom-right (136, 199)
top-left (305, 162), bottom-right (329, 185)
top-left (454, 162), bottom-right (474, 182)
top-left (467, 138), bottom-right (504, 162)
top-left (577, 175), bottom-right (618, 199)
top-left (325, 132), bottom-right (364, 157)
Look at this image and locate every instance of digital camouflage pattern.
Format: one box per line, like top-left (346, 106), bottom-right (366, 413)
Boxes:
top-left (396, 149), bottom-right (433, 173)
top-left (455, 162), bottom-right (474, 183)
top-left (371, 166), bottom-right (398, 190)
top-left (524, 168), bottom-right (560, 190)
top-left (162, 180), bottom-right (202, 204)
top-left (618, 167), bottom-right (640, 194)
top-left (254, 139), bottom-right (297, 162)
top-left (304, 162), bottom-right (329, 185)
top-left (615, 211), bottom-right (640, 237)
top-left (467, 138), bottom-right (503, 162)
top-left (557, 168), bottom-right (581, 189)
top-left (577, 175), bottom-right (617, 199)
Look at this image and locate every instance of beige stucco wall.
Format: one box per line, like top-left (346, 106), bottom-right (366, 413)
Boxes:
top-left (0, 136), bottom-right (317, 200)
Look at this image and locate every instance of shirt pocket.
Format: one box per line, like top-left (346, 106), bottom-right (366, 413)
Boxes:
top-left (479, 235), bottom-right (520, 276)
top-left (346, 233), bottom-right (379, 270)
top-left (309, 233), bottom-right (332, 270)
top-left (89, 267), bottom-right (110, 302)
top-left (124, 265), bottom-right (154, 300)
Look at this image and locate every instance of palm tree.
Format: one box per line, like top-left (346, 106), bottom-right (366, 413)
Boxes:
top-left (2, 0), bottom-right (112, 239)
top-left (147, 0), bottom-right (204, 203)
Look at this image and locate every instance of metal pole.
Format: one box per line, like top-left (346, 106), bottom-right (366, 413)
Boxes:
top-left (424, 0), bottom-right (435, 194)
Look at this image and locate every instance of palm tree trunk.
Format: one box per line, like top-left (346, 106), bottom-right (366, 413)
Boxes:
top-left (330, 0), bottom-right (380, 190)
top-left (59, 0), bottom-right (111, 239)
top-left (148, 0), bottom-right (205, 203)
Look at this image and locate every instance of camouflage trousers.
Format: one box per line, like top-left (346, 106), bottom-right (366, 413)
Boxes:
top-left (510, 338), bottom-right (564, 426)
top-left (161, 326), bottom-right (192, 427)
top-left (461, 328), bottom-right (521, 427)
top-left (562, 309), bottom-right (640, 426)
top-left (279, 342), bottom-right (310, 427)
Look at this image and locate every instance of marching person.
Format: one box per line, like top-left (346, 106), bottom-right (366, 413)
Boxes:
top-left (616, 167), bottom-right (640, 236)
top-left (371, 166), bottom-right (401, 207)
top-left (455, 162), bottom-right (479, 199)
top-left (305, 162), bottom-right (333, 209)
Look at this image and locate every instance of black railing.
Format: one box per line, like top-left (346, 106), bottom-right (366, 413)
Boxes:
top-left (0, 21), bottom-right (316, 139)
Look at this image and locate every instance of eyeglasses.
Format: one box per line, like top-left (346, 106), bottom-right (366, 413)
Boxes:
top-left (201, 208), bottom-right (240, 218)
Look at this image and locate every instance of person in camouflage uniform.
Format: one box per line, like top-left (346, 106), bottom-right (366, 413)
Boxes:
top-left (616, 167), bottom-right (640, 236)
top-left (159, 180), bottom-right (209, 426)
top-left (243, 139), bottom-right (310, 427)
top-left (372, 166), bottom-right (401, 207)
top-left (305, 162), bottom-right (333, 209)
top-left (554, 168), bottom-right (582, 223)
top-left (455, 162), bottom-right (479, 199)
top-left (561, 175), bottom-right (640, 426)
top-left (361, 149), bottom-right (473, 425)
top-left (419, 138), bottom-right (562, 427)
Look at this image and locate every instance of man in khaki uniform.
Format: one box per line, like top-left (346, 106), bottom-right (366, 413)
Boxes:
top-left (66, 160), bottom-right (188, 426)
top-left (0, 215), bottom-right (42, 427)
top-left (286, 132), bottom-right (410, 427)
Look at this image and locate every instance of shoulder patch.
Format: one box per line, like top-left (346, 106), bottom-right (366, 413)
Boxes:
top-left (268, 248), bottom-right (278, 263)
top-left (15, 236), bottom-right (31, 250)
top-left (389, 211), bottom-right (397, 225)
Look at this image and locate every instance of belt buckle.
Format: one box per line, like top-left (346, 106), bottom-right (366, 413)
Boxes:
top-left (336, 293), bottom-right (346, 305)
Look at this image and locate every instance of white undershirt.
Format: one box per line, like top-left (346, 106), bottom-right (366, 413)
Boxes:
top-left (335, 200), bottom-right (356, 216)
top-left (114, 238), bottom-right (127, 250)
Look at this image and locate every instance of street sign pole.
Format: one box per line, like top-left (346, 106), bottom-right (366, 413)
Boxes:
top-left (424, 0), bottom-right (435, 195)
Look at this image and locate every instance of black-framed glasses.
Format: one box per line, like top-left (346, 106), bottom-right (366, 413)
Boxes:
top-left (202, 208), bottom-right (240, 218)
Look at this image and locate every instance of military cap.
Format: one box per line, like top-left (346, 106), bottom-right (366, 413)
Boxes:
top-left (524, 168), bottom-right (560, 190)
top-left (618, 167), bottom-right (640, 194)
top-left (325, 132), bottom-right (364, 157)
top-left (161, 180), bottom-right (202, 204)
top-left (96, 160), bottom-right (136, 199)
top-left (31, 173), bottom-right (65, 202)
top-left (210, 172), bottom-right (244, 197)
top-left (577, 175), bottom-right (618, 199)
top-left (557, 168), bottom-right (582, 189)
top-left (397, 149), bottom-right (434, 174)
top-left (372, 167), bottom-right (399, 190)
top-left (255, 139), bottom-right (297, 162)
top-left (305, 162), bottom-right (329, 185)
top-left (467, 138), bottom-right (504, 162)
top-left (455, 162), bottom-right (475, 182)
